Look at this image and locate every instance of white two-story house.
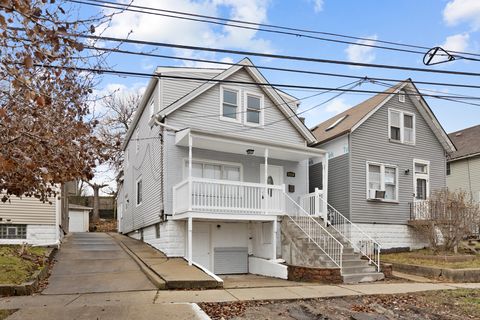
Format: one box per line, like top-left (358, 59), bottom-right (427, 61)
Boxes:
top-left (118, 59), bottom-right (384, 282)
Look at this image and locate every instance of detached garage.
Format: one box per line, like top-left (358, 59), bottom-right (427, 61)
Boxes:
top-left (68, 204), bottom-right (91, 232)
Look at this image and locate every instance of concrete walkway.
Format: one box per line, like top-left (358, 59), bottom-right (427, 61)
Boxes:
top-left (110, 233), bottom-right (221, 289)
top-left (43, 233), bottom-right (157, 295)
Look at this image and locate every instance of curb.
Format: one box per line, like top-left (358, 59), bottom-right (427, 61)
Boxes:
top-left (110, 235), bottom-right (167, 290)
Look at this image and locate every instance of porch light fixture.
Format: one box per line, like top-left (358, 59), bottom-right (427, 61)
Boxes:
top-left (404, 169), bottom-right (410, 175)
top-left (246, 149), bottom-right (255, 155)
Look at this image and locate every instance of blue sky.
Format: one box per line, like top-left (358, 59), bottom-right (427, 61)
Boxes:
top-left (76, 0), bottom-right (480, 133)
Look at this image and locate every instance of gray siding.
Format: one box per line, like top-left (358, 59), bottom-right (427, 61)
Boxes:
top-left (350, 93), bottom-right (447, 224)
top-left (121, 84), bottom-right (164, 234)
top-left (165, 69), bottom-right (305, 145)
top-left (161, 71), bottom-right (221, 110)
top-left (163, 130), bottom-right (309, 216)
top-left (309, 162), bottom-right (323, 192)
top-left (327, 154), bottom-right (351, 219)
top-left (447, 156), bottom-right (480, 202)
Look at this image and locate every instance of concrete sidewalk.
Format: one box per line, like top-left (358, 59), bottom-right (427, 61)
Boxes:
top-left (2, 282), bottom-right (479, 311)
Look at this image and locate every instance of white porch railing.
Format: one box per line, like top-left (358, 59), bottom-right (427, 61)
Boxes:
top-left (173, 177), bottom-right (284, 215)
top-left (410, 200), bottom-right (430, 220)
top-left (299, 188), bottom-right (326, 219)
top-left (285, 193), bottom-right (344, 269)
top-left (317, 196), bottom-right (382, 272)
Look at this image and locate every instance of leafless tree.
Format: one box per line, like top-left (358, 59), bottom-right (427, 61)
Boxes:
top-left (413, 190), bottom-right (480, 253)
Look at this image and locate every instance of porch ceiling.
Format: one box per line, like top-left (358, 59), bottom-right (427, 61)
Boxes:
top-left (175, 128), bottom-right (325, 162)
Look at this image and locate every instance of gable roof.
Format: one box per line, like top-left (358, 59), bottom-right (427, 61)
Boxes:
top-left (311, 84), bottom-right (401, 144)
top-left (157, 58), bottom-right (317, 144)
top-left (448, 124), bottom-right (480, 161)
top-left (311, 80), bottom-right (456, 153)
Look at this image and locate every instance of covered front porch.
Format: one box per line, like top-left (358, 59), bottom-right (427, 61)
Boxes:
top-left (171, 128), bottom-right (328, 270)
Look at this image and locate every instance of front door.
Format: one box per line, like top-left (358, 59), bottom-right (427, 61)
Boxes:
top-left (192, 223), bottom-right (211, 270)
top-left (260, 165), bottom-right (284, 186)
top-left (413, 160), bottom-right (430, 219)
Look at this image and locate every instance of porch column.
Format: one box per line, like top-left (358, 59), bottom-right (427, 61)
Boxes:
top-left (322, 154), bottom-right (329, 226)
top-left (188, 134), bottom-right (193, 211)
top-left (264, 148), bottom-right (269, 214)
top-left (187, 216), bottom-right (193, 265)
top-left (271, 219), bottom-right (277, 260)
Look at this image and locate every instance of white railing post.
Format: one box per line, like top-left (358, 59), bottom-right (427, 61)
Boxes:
top-left (281, 184), bottom-right (286, 213)
top-left (264, 148), bottom-right (269, 215)
top-left (314, 187), bottom-right (320, 216)
top-left (188, 134), bottom-right (193, 211)
top-left (187, 216), bottom-right (192, 265)
top-left (272, 219), bottom-right (277, 260)
top-left (323, 155), bottom-right (329, 226)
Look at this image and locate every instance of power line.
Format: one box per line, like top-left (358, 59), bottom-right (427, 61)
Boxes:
top-left (30, 63), bottom-right (480, 100)
top-left (83, 45), bottom-right (480, 90)
top-left (69, 0), bottom-right (480, 59)
top-left (68, 0), bottom-right (428, 57)
top-left (74, 33), bottom-right (480, 78)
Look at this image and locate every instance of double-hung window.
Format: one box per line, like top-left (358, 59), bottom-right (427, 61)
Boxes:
top-left (388, 109), bottom-right (415, 144)
top-left (245, 93), bottom-right (263, 125)
top-left (366, 162), bottom-right (398, 202)
top-left (221, 87), bottom-right (240, 121)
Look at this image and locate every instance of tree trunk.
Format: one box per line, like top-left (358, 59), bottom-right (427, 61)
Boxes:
top-left (93, 186), bottom-right (100, 222)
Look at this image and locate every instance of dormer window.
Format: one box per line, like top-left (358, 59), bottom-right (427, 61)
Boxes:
top-left (388, 108), bottom-right (415, 145)
top-left (220, 87), bottom-right (240, 122)
top-left (245, 92), bottom-right (263, 125)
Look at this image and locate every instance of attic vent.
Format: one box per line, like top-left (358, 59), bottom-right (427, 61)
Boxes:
top-left (455, 132), bottom-right (463, 137)
top-left (326, 115), bottom-right (349, 131)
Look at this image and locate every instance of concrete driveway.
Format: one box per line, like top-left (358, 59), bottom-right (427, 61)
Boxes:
top-left (43, 233), bottom-right (156, 294)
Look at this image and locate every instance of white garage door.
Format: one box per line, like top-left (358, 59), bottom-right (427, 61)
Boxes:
top-left (214, 247), bottom-right (248, 274)
top-left (69, 211), bottom-right (86, 232)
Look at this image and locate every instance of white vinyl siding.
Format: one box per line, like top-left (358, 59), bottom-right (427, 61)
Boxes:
top-left (388, 108), bottom-right (415, 145)
top-left (366, 162), bottom-right (398, 202)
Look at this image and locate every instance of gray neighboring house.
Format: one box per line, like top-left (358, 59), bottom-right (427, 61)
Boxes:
top-left (310, 80), bottom-right (456, 250)
top-left (447, 124), bottom-right (480, 203)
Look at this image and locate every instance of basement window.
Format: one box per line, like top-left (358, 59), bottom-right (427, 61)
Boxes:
top-left (0, 224), bottom-right (27, 239)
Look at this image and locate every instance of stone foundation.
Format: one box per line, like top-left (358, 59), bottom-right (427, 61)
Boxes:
top-left (287, 265), bottom-right (342, 284)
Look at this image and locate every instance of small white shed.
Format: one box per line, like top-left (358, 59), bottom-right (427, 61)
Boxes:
top-left (68, 204), bottom-right (91, 232)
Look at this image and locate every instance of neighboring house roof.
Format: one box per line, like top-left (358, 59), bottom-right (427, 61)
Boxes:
top-left (69, 204), bottom-right (92, 211)
top-left (448, 124), bottom-right (480, 161)
top-left (311, 80), bottom-right (456, 152)
top-left (311, 84), bottom-right (400, 144)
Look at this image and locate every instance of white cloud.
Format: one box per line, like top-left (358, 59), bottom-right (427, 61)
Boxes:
top-left (442, 33), bottom-right (470, 52)
top-left (443, 0), bottom-right (480, 30)
top-left (324, 98), bottom-right (351, 114)
top-left (345, 35), bottom-right (378, 65)
top-left (102, 0), bottom-right (273, 54)
top-left (311, 0), bottom-right (324, 13)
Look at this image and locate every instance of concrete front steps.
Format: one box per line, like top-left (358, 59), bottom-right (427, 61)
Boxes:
top-left (281, 219), bottom-right (384, 284)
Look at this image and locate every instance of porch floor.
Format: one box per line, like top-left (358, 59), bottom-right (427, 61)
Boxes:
top-left (221, 274), bottom-right (309, 289)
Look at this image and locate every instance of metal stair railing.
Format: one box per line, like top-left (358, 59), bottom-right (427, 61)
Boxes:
top-left (284, 192), bottom-right (344, 269)
top-left (317, 195), bottom-right (382, 272)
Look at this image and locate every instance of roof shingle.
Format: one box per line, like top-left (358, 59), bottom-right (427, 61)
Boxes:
top-left (448, 125), bottom-right (480, 160)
